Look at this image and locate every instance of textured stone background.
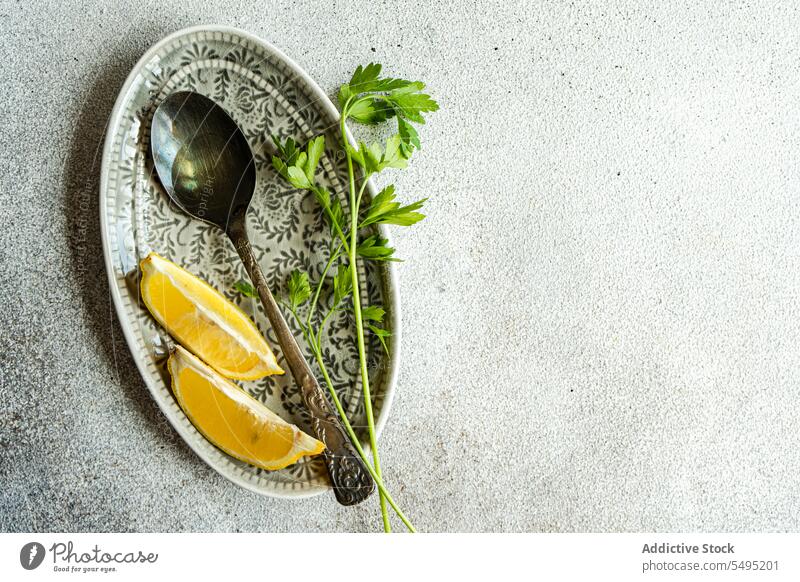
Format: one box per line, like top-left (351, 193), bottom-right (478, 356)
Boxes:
top-left (2, 1), bottom-right (799, 532)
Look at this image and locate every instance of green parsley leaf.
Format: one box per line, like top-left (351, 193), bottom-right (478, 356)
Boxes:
top-left (382, 135), bottom-right (408, 169)
top-left (328, 196), bottom-right (345, 236)
top-left (304, 135), bottom-right (325, 181)
top-left (287, 166), bottom-right (312, 189)
top-left (387, 89), bottom-right (439, 124)
top-left (338, 83), bottom-right (353, 109)
top-left (347, 142), bottom-right (365, 168)
top-left (287, 270), bottom-right (311, 310)
top-left (347, 63), bottom-right (415, 94)
top-left (367, 324), bottom-right (391, 353)
top-left (272, 135), bottom-right (300, 165)
top-left (397, 117), bottom-right (421, 156)
top-left (347, 97), bottom-right (396, 124)
top-left (233, 280), bottom-right (258, 298)
top-left (332, 263), bottom-right (353, 306)
top-left (348, 62), bottom-right (382, 89)
top-left (339, 63), bottom-right (436, 129)
top-left (357, 234), bottom-right (400, 261)
top-left (361, 305), bottom-right (385, 322)
top-left (271, 156), bottom-right (289, 180)
top-left (361, 185), bottom-right (427, 227)
top-left (364, 141), bottom-right (384, 174)
top-left (350, 135), bottom-right (409, 175)
top-left (271, 135), bottom-right (325, 190)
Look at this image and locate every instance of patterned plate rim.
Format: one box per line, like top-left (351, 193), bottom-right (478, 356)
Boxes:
top-left (99, 24), bottom-right (401, 499)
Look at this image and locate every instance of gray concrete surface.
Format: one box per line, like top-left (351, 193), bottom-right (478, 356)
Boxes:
top-left (2, 0), bottom-right (800, 532)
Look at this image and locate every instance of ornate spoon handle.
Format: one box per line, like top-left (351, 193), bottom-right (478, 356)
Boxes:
top-left (228, 221), bottom-right (375, 506)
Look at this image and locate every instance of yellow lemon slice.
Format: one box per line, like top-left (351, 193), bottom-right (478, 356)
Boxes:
top-left (140, 252), bottom-right (283, 380)
top-left (168, 346), bottom-right (324, 470)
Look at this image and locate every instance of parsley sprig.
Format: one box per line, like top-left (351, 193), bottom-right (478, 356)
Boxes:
top-left (264, 63), bottom-right (436, 532)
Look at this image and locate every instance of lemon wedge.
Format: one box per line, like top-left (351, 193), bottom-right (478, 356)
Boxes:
top-left (140, 252), bottom-right (283, 380)
top-left (168, 346), bottom-right (325, 470)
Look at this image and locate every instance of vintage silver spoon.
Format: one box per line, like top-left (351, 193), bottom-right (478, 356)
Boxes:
top-left (150, 91), bottom-right (374, 505)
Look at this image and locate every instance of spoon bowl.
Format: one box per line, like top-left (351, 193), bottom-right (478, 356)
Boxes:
top-left (151, 91), bottom-right (254, 229)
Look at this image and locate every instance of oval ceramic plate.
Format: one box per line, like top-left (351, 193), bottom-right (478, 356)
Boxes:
top-left (100, 25), bottom-right (399, 498)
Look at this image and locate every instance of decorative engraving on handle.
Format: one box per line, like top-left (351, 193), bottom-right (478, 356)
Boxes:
top-left (229, 221), bottom-right (374, 505)
top-left (303, 375), bottom-right (375, 505)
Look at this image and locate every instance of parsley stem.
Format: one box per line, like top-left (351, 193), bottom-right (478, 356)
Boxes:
top-left (311, 186), bottom-right (351, 253)
top-left (287, 307), bottom-right (415, 532)
top-left (311, 345), bottom-right (415, 532)
top-left (356, 178), bottom-right (369, 216)
top-left (341, 112), bottom-right (391, 533)
top-left (306, 240), bottom-right (344, 330)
